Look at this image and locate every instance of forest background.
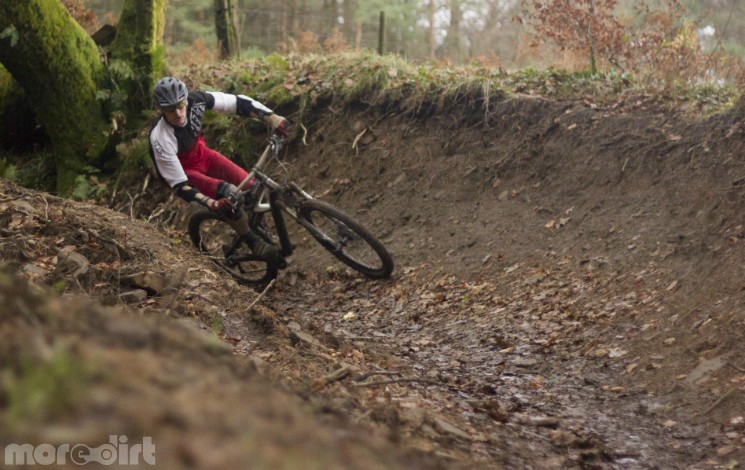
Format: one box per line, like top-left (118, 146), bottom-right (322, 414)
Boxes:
top-left (80, 0), bottom-right (745, 73)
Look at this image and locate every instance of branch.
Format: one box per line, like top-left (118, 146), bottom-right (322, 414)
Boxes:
top-left (703, 0), bottom-right (735, 72)
top-left (699, 388), bottom-right (743, 416)
top-left (300, 123), bottom-right (308, 146)
top-left (318, 364), bottom-right (353, 385)
top-left (353, 370), bottom-right (402, 382)
top-left (353, 377), bottom-right (443, 387)
top-left (352, 128), bottom-right (367, 154)
top-left (88, 228), bottom-right (129, 259)
top-left (247, 279), bottom-right (275, 311)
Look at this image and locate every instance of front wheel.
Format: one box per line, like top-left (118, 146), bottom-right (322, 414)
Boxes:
top-left (297, 200), bottom-right (393, 279)
top-left (188, 211), bottom-right (278, 286)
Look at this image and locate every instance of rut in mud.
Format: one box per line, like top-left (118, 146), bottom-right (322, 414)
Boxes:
top-left (2, 93), bottom-right (745, 469)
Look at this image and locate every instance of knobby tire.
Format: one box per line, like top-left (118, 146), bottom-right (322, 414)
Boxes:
top-left (188, 211), bottom-right (278, 286)
top-left (297, 199), bottom-right (393, 279)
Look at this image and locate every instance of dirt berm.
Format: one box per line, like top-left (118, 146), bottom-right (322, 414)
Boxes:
top-left (1, 92), bottom-right (745, 468)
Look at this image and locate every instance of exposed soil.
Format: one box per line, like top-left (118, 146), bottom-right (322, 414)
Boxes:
top-left (2, 93), bottom-right (745, 469)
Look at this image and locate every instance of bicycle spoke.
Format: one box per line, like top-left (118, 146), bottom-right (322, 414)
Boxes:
top-left (297, 199), bottom-right (393, 278)
top-left (189, 212), bottom-right (277, 285)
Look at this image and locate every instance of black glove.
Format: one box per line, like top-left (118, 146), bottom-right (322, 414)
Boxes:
top-left (210, 197), bottom-right (235, 219)
top-left (216, 181), bottom-right (239, 201)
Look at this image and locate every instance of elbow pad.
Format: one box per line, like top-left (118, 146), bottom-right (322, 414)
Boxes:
top-left (236, 95), bottom-right (273, 118)
top-left (175, 183), bottom-right (211, 209)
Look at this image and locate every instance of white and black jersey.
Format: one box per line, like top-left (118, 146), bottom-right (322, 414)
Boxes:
top-left (148, 91), bottom-right (273, 188)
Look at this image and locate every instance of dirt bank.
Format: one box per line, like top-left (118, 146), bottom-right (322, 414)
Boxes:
top-left (2, 94), bottom-right (745, 468)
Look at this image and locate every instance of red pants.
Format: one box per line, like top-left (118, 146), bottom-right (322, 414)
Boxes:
top-left (178, 136), bottom-right (249, 198)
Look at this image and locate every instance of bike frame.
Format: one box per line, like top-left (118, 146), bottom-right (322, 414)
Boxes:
top-left (233, 136), bottom-right (331, 259)
top-left (236, 137), bottom-right (313, 211)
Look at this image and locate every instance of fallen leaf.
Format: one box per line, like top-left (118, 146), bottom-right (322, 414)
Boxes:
top-left (504, 264), bottom-right (520, 274)
top-left (608, 348), bottom-right (628, 358)
top-left (588, 347), bottom-right (609, 358)
top-left (717, 445), bottom-right (735, 456)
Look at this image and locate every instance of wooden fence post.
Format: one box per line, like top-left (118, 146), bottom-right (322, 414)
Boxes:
top-left (378, 11), bottom-right (385, 55)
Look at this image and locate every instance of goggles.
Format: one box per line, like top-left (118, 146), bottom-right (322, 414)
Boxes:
top-left (162, 100), bottom-right (187, 113)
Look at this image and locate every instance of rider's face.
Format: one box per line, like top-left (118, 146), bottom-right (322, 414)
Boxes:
top-left (161, 100), bottom-right (187, 127)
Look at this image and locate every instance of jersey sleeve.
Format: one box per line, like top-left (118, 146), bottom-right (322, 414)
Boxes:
top-left (205, 91), bottom-right (273, 117)
top-left (189, 90), bottom-right (215, 109)
top-left (206, 91), bottom-right (237, 113)
top-left (149, 119), bottom-right (188, 188)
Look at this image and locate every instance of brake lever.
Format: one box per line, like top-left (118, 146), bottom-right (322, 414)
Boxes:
top-left (270, 135), bottom-right (285, 156)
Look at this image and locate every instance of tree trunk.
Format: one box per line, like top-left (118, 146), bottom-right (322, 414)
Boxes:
top-left (587, 0), bottom-right (597, 74)
top-left (280, 5), bottom-right (288, 50)
top-left (214, 0), bottom-right (239, 59)
top-left (291, 0), bottom-right (301, 37)
top-left (342, 0), bottom-right (356, 43)
top-left (110, 0), bottom-right (169, 125)
top-left (445, 0), bottom-right (462, 61)
top-left (355, 21), bottom-right (362, 51)
top-left (428, 0), bottom-right (436, 60)
top-left (322, 0), bottom-right (337, 35)
top-left (0, 0), bottom-right (109, 193)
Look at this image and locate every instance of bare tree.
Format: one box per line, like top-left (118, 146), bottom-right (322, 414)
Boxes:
top-left (445, 0), bottom-right (463, 60)
top-left (428, 0), bottom-right (436, 59)
top-left (342, 0), bottom-right (357, 43)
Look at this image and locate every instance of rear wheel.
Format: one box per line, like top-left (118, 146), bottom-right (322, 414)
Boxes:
top-left (188, 211), bottom-right (277, 285)
top-left (297, 200), bottom-right (393, 279)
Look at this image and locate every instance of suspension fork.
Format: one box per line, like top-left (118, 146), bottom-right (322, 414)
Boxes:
top-left (269, 189), bottom-right (294, 258)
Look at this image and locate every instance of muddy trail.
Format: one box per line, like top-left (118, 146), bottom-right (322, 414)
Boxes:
top-left (2, 94), bottom-right (745, 469)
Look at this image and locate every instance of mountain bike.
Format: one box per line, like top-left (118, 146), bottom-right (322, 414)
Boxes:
top-left (188, 135), bottom-right (394, 285)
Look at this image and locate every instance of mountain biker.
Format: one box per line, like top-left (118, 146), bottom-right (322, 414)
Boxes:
top-left (148, 76), bottom-right (287, 266)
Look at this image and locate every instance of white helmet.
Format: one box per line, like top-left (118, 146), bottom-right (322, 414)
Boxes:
top-left (153, 77), bottom-right (188, 107)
